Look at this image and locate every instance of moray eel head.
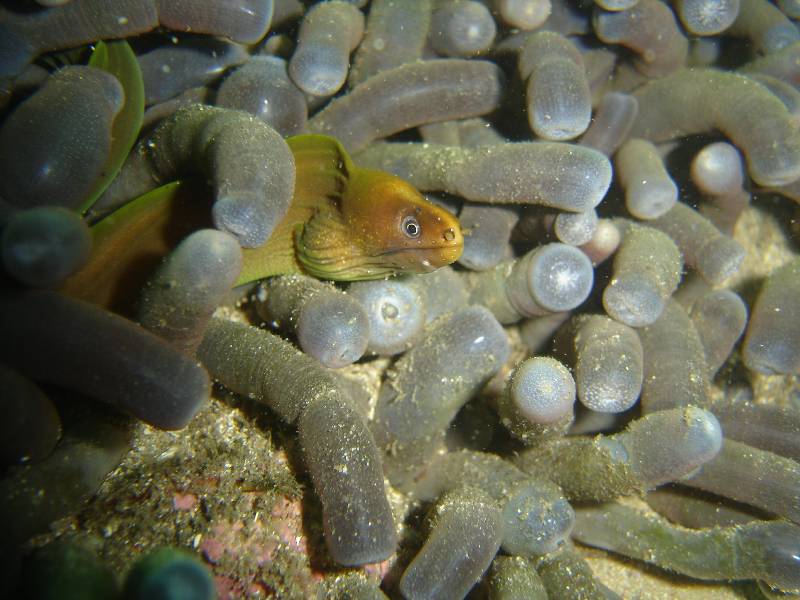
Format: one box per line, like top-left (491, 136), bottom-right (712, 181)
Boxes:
top-left (341, 167), bottom-right (463, 273)
top-left (293, 135), bottom-right (463, 281)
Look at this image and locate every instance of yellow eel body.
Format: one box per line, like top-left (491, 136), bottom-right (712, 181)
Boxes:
top-left (63, 134), bottom-right (463, 313)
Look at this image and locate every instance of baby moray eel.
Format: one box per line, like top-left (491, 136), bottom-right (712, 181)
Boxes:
top-left (62, 134), bottom-right (463, 312)
top-left (237, 134), bottom-right (464, 284)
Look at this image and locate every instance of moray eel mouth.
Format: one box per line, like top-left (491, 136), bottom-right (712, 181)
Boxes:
top-left (302, 234), bottom-right (464, 281)
top-left (376, 241), bottom-right (464, 273)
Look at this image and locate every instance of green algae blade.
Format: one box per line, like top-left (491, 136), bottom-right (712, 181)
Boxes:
top-left (78, 40), bottom-right (144, 215)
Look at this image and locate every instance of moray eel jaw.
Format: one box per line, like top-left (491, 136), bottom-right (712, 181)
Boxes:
top-left (373, 225), bottom-right (464, 273)
top-left (295, 218), bottom-right (463, 281)
top-left (384, 247), bottom-right (462, 273)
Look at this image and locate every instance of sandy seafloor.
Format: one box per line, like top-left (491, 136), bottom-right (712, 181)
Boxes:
top-left (30, 196), bottom-right (799, 599)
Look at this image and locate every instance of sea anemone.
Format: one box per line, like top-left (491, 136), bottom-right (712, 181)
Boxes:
top-left (1, 1), bottom-right (799, 599)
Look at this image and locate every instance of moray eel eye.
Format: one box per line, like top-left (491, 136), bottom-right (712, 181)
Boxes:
top-left (402, 215), bottom-right (421, 239)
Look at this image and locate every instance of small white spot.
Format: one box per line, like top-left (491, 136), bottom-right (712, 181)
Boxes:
top-left (381, 303), bottom-right (399, 320)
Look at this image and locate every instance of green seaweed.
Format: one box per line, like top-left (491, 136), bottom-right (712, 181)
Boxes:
top-left (79, 40), bottom-right (144, 214)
